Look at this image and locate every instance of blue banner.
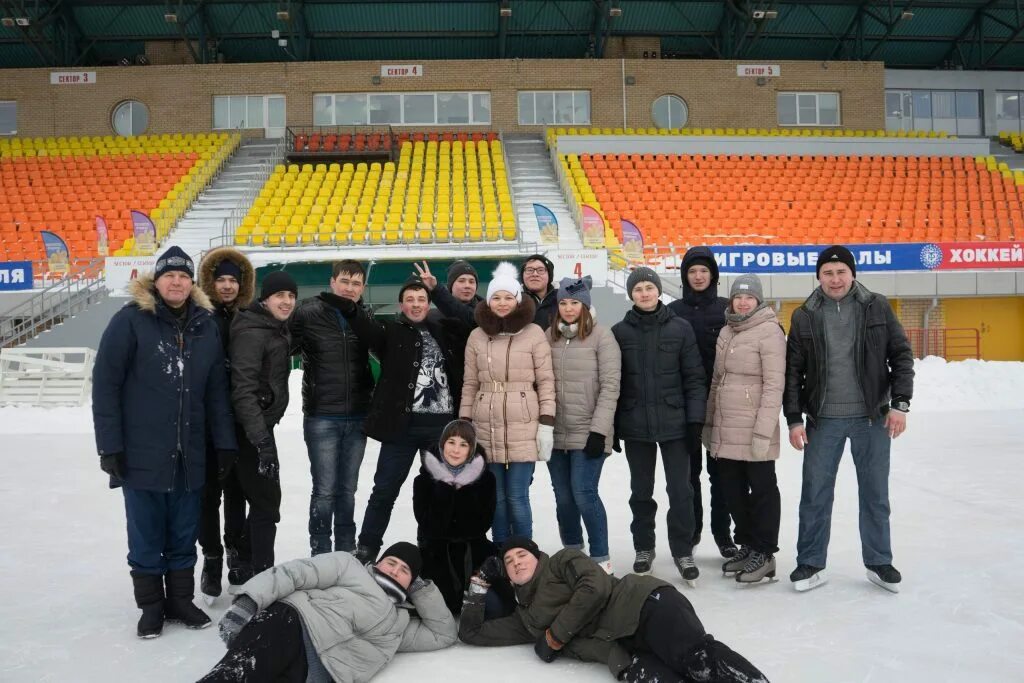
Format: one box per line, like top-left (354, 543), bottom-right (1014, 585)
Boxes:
top-left (0, 261), bottom-right (33, 291)
top-left (533, 203), bottom-right (559, 244)
top-left (704, 242), bottom-right (971, 274)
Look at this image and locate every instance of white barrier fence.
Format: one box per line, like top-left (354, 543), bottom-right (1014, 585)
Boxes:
top-left (0, 347), bottom-right (96, 406)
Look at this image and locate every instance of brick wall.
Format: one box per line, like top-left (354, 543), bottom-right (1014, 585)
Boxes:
top-left (0, 58), bottom-right (884, 138)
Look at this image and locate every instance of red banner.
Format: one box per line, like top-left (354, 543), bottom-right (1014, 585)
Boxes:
top-left (937, 242), bottom-right (1024, 270)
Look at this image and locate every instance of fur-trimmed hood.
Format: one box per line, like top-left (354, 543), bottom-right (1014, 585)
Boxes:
top-left (128, 273), bottom-right (213, 314)
top-left (198, 246), bottom-right (256, 310)
top-left (421, 448), bottom-right (487, 489)
top-left (473, 295), bottom-right (537, 336)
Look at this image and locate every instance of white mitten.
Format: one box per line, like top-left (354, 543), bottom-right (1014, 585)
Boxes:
top-left (536, 424), bottom-right (554, 462)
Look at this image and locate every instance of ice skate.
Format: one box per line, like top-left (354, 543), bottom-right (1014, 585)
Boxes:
top-left (790, 564), bottom-right (827, 592)
top-left (722, 546), bottom-right (752, 577)
top-left (200, 553), bottom-right (223, 606)
top-left (632, 549), bottom-right (655, 575)
top-left (674, 555), bottom-right (699, 587)
top-left (735, 551), bottom-right (777, 585)
top-left (866, 564), bottom-right (902, 593)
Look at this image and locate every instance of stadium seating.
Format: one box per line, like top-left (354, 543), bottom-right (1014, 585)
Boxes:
top-left (547, 126), bottom-right (950, 148)
top-left (0, 133), bottom-right (239, 262)
top-left (998, 130), bottom-right (1024, 153)
top-left (561, 153), bottom-right (1023, 249)
top-left (237, 137), bottom-right (516, 247)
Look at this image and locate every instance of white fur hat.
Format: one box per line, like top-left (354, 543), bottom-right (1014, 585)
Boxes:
top-left (486, 262), bottom-right (523, 303)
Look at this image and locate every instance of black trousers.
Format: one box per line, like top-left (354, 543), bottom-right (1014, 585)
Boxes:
top-left (198, 603), bottom-right (307, 683)
top-left (624, 439), bottom-right (695, 558)
top-left (687, 427), bottom-right (734, 544)
top-left (235, 425), bottom-right (282, 574)
top-left (198, 439), bottom-right (249, 562)
top-left (619, 588), bottom-right (769, 683)
top-left (716, 458), bottom-right (781, 554)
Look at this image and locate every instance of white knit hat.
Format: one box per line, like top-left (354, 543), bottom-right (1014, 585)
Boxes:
top-left (486, 262), bottom-right (522, 303)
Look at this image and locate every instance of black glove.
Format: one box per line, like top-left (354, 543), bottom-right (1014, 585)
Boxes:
top-left (612, 437), bottom-right (622, 453)
top-left (686, 423), bottom-right (704, 451)
top-left (478, 555), bottom-right (504, 585)
top-left (583, 432), bottom-right (606, 458)
top-left (217, 450), bottom-right (238, 481)
top-left (255, 437), bottom-right (279, 481)
top-left (99, 452), bottom-right (125, 480)
top-left (534, 630), bottom-right (562, 663)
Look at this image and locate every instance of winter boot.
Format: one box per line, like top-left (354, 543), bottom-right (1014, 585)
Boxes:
top-left (735, 551), bottom-right (777, 585)
top-left (866, 564), bottom-right (902, 593)
top-left (353, 545), bottom-right (379, 565)
top-left (789, 564), bottom-right (828, 592)
top-left (722, 546), bottom-right (752, 577)
top-left (683, 636), bottom-right (770, 683)
top-left (716, 538), bottom-right (739, 559)
top-left (130, 571), bottom-right (165, 639)
top-left (632, 549), bottom-right (656, 575)
top-left (674, 555), bottom-right (700, 587)
top-left (163, 569), bottom-right (212, 629)
top-left (200, 554), bottom-right (223, 605)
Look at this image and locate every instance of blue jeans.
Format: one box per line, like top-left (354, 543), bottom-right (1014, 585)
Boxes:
top-left (797, 416), bottom-right (893, 568)
top-left (489, 462), bottom-right (536, 544)
top-left (122, 481), bottom-right (202, 575)
top-left (303, 416), bottom-right (367, 555)
top-left (547, 449), bottom-right (609, 561)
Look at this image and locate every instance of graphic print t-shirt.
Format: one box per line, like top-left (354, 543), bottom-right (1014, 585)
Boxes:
top-left (412, 329), bottom-right (453, 415)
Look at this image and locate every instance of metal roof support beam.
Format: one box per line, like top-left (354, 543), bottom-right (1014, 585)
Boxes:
top-left (590, 0), bottom-right (606, 59)
top-left (0, 0), bottom-right (61, 66)
top-left (497, 0), bottom-right (509, 58)
top-left (863, 0), bottom-right (916, 61)
top-left (982, 17), bottom-right (1024, 66)
top-left (828, 0), bottom-right (870, 60)
top-left (940, 0), bottom-right (1000, 67)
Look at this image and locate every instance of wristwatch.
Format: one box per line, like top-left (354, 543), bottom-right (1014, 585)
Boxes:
top-left (891, 399), bottom-right (910, 413)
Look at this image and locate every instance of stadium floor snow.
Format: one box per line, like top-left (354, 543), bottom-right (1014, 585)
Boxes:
top-left (1, 358), bottom-right (1022, 682)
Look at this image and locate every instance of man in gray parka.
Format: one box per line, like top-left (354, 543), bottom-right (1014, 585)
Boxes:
top-left (199, 542), bottom-right (457, 682)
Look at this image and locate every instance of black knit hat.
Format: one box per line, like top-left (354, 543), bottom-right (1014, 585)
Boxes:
top-left (519, 254), bottom-right (554, 285)
top-left (154, 245), bottom-right (194, 280)
top-left (378, 541), bottom-right (423, 582)
top-left (213, 258), bottom-right (242, 281)
top-left (816, 245), bottom-right (857, 278)
top-left (500, 536), bottom-right (541, 561)
top-left (398, 274), bottom-right (431, 302)
top-left (446, 260), bottom-right (479, 290)
top-left (259, 270), bottom-right (298, 301)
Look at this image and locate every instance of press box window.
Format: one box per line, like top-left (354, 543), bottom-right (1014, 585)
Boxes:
top-left (313, 92), bottom-right (491, 126)
top-left (518, 91), bottom-right (590, 126)
top-left (777, 92), bottom-right (840, 126)
top-left (0, 101), bottom-right (15, 136)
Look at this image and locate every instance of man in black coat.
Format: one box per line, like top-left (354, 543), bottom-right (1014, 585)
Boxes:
top-left (785, 245), bottom-right (915, 594)
top-left (334, 276), bottom-right (472, 562)
top-left (92, 245), bottom-right (236, 639)
top-left (667, 246), bottom-right (736, 558)
top-left (416, 259), bottom-right (484, 327)
top-left (612, 268), bottom-right (707, 583)
top-left (289, 260), bottom-right (375, 556)
top-left (520, 254), bottom-right (557, 330)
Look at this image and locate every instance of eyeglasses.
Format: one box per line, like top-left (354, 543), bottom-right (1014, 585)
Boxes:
top-left (523, 267), bottom-right (547, 275)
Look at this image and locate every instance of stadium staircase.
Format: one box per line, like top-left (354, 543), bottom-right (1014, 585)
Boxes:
top-left (505, 136), bottom-right (581, 248)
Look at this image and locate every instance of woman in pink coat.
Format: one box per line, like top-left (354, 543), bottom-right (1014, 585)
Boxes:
top-left (461, 262), bottom-right (556, 544)
top-left (703, 274), bottom-right (786, 585)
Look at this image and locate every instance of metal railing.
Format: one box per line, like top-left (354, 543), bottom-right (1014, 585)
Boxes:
top-left (218, 136), bottom-right (287, 250)
top-left (905, 327), bottom-right (981, 360)
top-left (0, 257), bottom-right (107, 348)
top-left (497, 130), bottom-right (524, 250)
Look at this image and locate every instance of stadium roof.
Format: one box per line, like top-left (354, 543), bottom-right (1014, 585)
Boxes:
top-left (1, 0), bottom-right (1023, 70)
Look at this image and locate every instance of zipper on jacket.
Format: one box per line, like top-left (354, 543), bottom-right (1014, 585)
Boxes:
top-left (172, 328), bottom-right (186, 492)
top-left (504, 336), bottom-right (513, 469)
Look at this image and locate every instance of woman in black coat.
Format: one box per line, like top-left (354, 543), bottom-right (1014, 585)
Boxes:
top-left (413, 419), bottom-right (497, 614)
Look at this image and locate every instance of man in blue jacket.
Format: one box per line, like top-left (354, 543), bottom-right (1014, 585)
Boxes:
top-left (92, 245), bottom-right (237, 639)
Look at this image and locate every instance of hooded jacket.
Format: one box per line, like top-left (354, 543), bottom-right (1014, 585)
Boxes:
top-left (548, 317), bottom-right (621, 453)
top-left (667, 246), bottom-right (729, 390)
top-left (611, 303), bottom-right (707, 442)
top-left (236, 552), bottom-right (457, 683)
top-left (92, 274), bottom-right (236, 491)
top-left (459, 549), bottom-right (674, 678)
top-left (784, 281), bottom-right (915, 426)
top-left (460, 297), bottom-right (556, 464)
top-left (705, 305), bottom-right (786, 461)
top-left (198, 246), bottom-right (255, 354)
top-left (230, 302), bottom-right (292, 447)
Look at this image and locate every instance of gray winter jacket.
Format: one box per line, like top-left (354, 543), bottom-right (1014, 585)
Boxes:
top-left (237, 552), bottom-right (457, 683)
top-left (548, 322), bottom-right (621, 453)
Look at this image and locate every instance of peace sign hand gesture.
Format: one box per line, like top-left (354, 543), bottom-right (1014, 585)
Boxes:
top-left (413, 261), bottom-right (438, 291)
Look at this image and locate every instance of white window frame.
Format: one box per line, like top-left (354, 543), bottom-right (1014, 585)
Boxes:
top-left (312, 91), bottom-right (491, 126)
top-left (213, 95), bottom-right (283, 130)
top-left (777, 92), bottom-right (841, 127)
top-left (111, 100), bottom-right (149, 137)
top-left (996, 91), bottom-right (1023, 131)
top-left (518, 90), bottom-right (591, 126)
top-left (0, 101), bottom-right (15, 136)
top-left (651, 94), bottom-right (688, 129)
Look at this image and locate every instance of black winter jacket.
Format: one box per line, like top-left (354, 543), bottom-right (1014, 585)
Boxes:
top-left (338, 300), bottom-right (471, 443)
top-left (612, 303), bottom-right (707, 442)
top-left (784, 281), bottom-right (915, 426)
top-left (428, 285), bottom-right (483, 328)
top-left (230, 303), bottom-right (292, 447)
top-left (290, 293), bottom-right (375, 417)
top-left (667, 247), bottom-right (729, 391)
top-left (527, 287), bottom-right (557, 331)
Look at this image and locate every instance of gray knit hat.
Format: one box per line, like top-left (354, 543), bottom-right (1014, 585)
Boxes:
top-left (626, 267), bottom-right (662, 297)
top-left (556, 276), bottom-right (593, 309)
top-left (446, 260), bottom-right (478, 290)
top-left (730, 274), bottom-right (764, 304)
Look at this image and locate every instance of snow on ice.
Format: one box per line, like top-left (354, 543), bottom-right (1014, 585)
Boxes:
top-left (1, 358), bottom-right (1023, 682)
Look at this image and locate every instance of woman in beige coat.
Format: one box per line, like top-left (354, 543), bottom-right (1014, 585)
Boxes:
top-left (703, 274), bottom-right (785, 585)
top-left (461, 262), bottom-right (556, 544)
top-left (547, 277), bottom-right (621, 574)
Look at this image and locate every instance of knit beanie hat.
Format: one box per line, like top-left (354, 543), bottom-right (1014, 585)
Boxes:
top-left (626, 267), bottom-right (662, 297)
top-left (486, 262), bottom-right (523, 302)
top-left (213, 258), bottom-right (242, 281)
top-left (378, 541), bottom-right (423, 583)
top-left (500, 536), bottom-right (541, 561)
top-left (399, 274), bottom-right (431, 303)
top-left (816, 245), bottom-right (857, 278)
top-left (519, 254), bottom-right (554, 285)
top-left (730, 274), bottom-right (764, 304)
top-left (446, 260), bottom-right (479, 290)
top-left (154, 245), bottom-right (194, 280)
top-left (556, 276), bottom-right (593, 309)
top-left (259, 271), bottom-right (298, 301)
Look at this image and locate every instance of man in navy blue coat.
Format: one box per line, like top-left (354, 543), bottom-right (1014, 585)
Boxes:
top-left (92, 245), bottom-right (237, 639)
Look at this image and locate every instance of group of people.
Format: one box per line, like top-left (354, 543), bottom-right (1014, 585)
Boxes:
top-left (91, 241), bottom-right (914, 682)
